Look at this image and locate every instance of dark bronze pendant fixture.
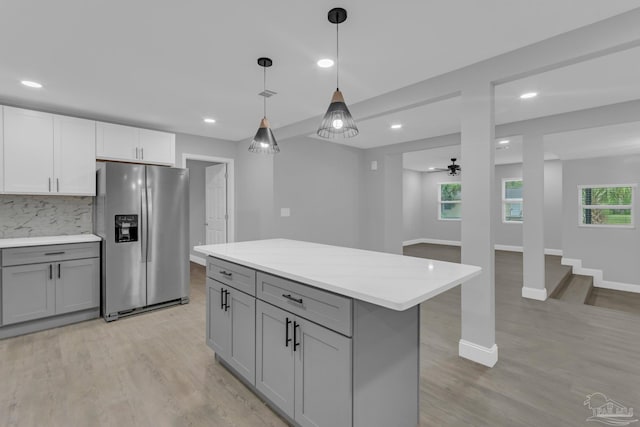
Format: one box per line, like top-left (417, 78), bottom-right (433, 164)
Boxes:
top-left (249, 57), bottom-right (280, 154)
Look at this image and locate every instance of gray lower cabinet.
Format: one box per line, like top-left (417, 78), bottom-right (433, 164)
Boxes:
top-left (2, 263), bottom-right (55, 325)
top-left (206, 278), bottom-right (256, 385)
top-left (55, 258), bottom-right (100, 314)
top-left (256, 300), bottom-right (352, 427)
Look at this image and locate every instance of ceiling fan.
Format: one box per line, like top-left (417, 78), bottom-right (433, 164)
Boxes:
top-left (428, 158), bottom-right (461, 175)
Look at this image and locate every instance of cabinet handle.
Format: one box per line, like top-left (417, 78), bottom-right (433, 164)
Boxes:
top-left (45, 251), bottom-right (65, 256)
top-left (282, 294), bottom-right (303, 304)
top-left (285, 317), bottom-right (292, 347)
top-left (135, 147), bottom-right (139, 159)
top-left (141, 148), bottom-right (144, 160)
top-left (58, 263), bottom-right (61, 279)
top-left (220, 289), bottom-right (225, 310)
top-left (48, 177), bottom-right (51, 192)
top-left (219, 270), bottom-right (232, 278)
top-left (293, 321), bottom-right (300, 352)
top-left (224, 289), bottom-right (230, 312)
top-left (49, 264), bottom-right (53, 280)
top-left (56, 178), bottom-right (59, 192)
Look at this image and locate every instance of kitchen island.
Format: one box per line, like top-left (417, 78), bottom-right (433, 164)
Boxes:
top-left (194, 239), bottom-right (481, 427)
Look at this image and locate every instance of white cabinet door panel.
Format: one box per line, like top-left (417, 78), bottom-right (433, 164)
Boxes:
top-left (3, 107), bottom-right (54, 193)
top-left (139, 128), bottom-right (175, 165)
top-left (96, 122), bottom-right (138, 161)
top-left (0, 107), bottom-right (4, 192)
top-left (54, 115), bottom-right (96, 195)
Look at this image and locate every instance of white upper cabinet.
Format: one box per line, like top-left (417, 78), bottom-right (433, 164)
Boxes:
top-left (2, 106), bottom-right (97, 196)
top-left (53, 115), bottom-right (96, 195)
top-left (139, 128), bottom-right (175, 165)
top-left (0, 107), bottom-right (4, 192)
top-left (96, 122), bottom-right (138, 161)
top-left (3, 107), bottom-right (55, 194)
top-left (96, 122), bottom-right (175, 166)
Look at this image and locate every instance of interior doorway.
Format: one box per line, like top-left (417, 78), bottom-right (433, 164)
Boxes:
top-left (182, 154), bottom-right (235, 265)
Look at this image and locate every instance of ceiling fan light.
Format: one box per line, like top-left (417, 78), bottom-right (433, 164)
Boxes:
top-left (317, 90), bottom-right (358, 138)
top-left (249, 118), bottom-right (280, 154)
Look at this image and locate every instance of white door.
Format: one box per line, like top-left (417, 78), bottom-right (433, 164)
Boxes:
top-left (53, 115), bottom-right (96, 195)
top-left (138, 128), bottom-right (175, 165)
top-left (206, 164), bottom-right (227, 244)
top-left (3, 107), bottom-right (54, 194)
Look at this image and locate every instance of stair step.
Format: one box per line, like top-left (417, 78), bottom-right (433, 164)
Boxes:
top-left (556, 274), bottom-right (594, 304)
top-left (545, 255), bottom-right (573, 298)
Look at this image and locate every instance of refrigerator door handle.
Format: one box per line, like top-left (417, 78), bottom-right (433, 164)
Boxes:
top-left (146, 185), bottom-right (152, 262)
top-left (140, 188), bottom-right (146, 262)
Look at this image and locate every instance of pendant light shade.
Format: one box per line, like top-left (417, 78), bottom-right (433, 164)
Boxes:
top-left (249, 57), bottom-right (279, 154)
top-left (317, 7), bottom-right (358, 139)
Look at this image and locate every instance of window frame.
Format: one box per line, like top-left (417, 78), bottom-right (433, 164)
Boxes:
top-left (438, 181), bottom-right (462, 221)
top-left (502, 178), bottom-right (523, 224)
top-left (577, 184), bottom-right (635, 229)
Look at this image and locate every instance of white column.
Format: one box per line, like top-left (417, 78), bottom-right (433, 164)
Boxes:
top-left (521, 133), bottom-right (547, 300)
top-left (459, 80), bottom-right (498, 368)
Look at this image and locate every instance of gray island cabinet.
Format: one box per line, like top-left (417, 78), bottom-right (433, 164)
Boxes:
top-left (196, 239), bottom-right (481, 427)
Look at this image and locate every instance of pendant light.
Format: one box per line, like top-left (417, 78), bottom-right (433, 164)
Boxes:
top-left (249, 57), bottom-right (280, 154)
top-left (317, 7), bottom-right (358, 139)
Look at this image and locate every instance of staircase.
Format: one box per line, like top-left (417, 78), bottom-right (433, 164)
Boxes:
top-left (550, 273), bottom-right (594, 304)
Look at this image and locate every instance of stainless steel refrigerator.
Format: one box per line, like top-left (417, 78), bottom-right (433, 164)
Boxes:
top-left (95, 162), bottom-right (189, 321)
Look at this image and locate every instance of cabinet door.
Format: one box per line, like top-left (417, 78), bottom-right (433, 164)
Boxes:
top-left (206, 279), bottom-right (230, 358)
top-left (53, 115), bottom-right (96, 195)
top-left (55, 258), bottom-right (100, 315)
top-left (1, 263), bottom-right (55, 325)
top-left (256, 300), bottom-right (295, 418)
top-left (0, 106), bottom-right (4, 192)
top-left (138, 129), bottom-right (175, 165)
top-left (227, 288), bottom-right (256, 385)
top-left (294, 317), bottom-right (352, 427)
top-left (3, 107), bottom-right (54, 194)
top-left (96, 122), bottom-right (138, 161)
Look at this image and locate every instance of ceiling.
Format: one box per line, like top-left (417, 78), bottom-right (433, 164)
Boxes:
top-left (403, 121), bottom-right (640, 172)
top-left (0, 1), bottom-right (638, 143)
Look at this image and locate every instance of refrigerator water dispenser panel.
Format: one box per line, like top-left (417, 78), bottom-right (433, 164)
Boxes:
top-left (115, 214), bottom-right (138, 243)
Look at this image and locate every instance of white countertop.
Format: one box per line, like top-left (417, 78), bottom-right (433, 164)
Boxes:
top-left (0, 234), bottom-right (101, 249)
top-left (194, 239), bottom-right (481, 311)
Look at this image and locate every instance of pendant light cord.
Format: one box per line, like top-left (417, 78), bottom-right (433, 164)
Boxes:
top-left (263, 65), bottom-right (267, 118)
top-left (336, 21), bottom-right (340, 90)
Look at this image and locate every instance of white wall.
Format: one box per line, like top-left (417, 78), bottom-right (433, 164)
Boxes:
top-left (562, 155), bottom-right (640, 287)
top-left (402, 160), bottom-right (563, 250)
top-left (402, 170), bottom-right (423, 242)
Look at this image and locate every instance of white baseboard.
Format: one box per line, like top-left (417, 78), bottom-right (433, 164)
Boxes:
top-left (561, 257), bottom-right (639, 294)
top-left (522, 286), bottom-right (548, 301)
top-left (403, 238), bottom-right (461, 247)
top-left (458, 340), bottom-right (498, 368)
top-left (404, 239), bottom-right (562, 256)
top-left (189, 254), bottom-right (206, 266)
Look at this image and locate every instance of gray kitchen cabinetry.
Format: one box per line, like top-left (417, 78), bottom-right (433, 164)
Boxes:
top-left (256, 300), bottom-right (351, 427)
top-left (0, 242), bottom-right (100, 338)
top-left (206, 277), bottom-right (256, 385)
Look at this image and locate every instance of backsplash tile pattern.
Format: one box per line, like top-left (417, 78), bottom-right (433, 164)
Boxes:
top-left (0, 196), bottom-right (93, 238)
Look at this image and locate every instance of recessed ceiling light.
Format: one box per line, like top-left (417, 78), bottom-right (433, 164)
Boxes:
top-left (203, 118), bottom-right (216, 124)
top-left (390, 124), bottom-right (402, 130)
top-left (21, 80), bottom-right (43, 88)
top-left (317, 58), bottom-right (334, 68)
top-left (498, 139), bottom-right (510, 144)
top-left (428, 167), bottom-right (435, 171)
top-left (520, 92), bottom-right (538, 99)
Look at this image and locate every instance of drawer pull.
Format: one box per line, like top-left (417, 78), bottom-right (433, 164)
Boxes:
top-left (219, 270), bottom-right (233, 278)
top-left (45, 251), bottom-right (65, 256)
top-left (283, 294), bottom-right (303, 304)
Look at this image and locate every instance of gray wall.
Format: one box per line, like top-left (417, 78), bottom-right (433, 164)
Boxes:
top-left (562, 155), bottom-right (640, 286)
top-left (0, 195), bottom-right (92, 238)
top-left (186, 159), bottom-right (219, 259)
top-left (402, 160), bottom-right (563, 250)
top-left (273, 137), bottom-right (364, 249)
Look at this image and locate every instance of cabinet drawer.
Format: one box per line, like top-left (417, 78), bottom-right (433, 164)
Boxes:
top-left (207, 257), bottom-right (256, 296)
top-left (257, 272), bottom-right (352, 336)
top-left (2, 242), bottom-right (100, 267)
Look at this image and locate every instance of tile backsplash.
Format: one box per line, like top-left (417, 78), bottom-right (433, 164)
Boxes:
top-left (0, 195), bottom-right (93, 238)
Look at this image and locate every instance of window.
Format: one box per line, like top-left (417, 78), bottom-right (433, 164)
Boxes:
top-left (439, 182), bottom-right (461, 220)
top-left (579, 185), bottom-right (635, 227)
top-left (503, 179), bottom-right (523, 223)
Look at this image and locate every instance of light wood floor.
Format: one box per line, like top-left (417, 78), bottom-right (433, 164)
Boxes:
top-left (1, 250), bottom-right (640, 426)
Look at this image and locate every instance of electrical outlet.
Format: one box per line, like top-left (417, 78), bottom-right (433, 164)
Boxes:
top-left (281, 208), bottom-right (291, 217)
